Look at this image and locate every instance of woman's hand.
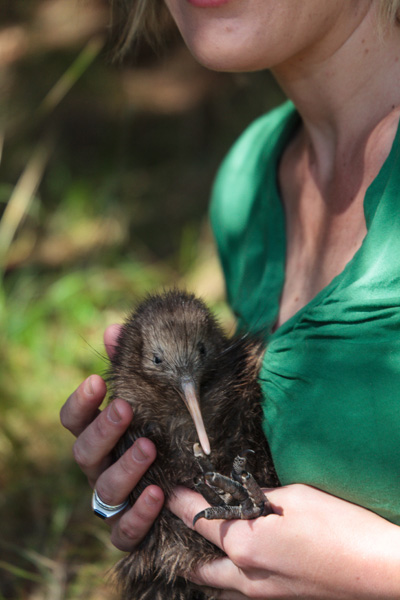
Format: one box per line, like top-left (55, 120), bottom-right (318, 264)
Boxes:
top-left (168, 483), bottom-right (400, 599)
top-left (60, 324), bottom-right (164, 552)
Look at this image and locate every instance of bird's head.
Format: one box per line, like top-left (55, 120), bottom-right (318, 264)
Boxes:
top-left (133, 291), bottom-right (226, 454)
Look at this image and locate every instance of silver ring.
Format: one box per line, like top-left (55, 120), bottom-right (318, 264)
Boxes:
top-left (92, 489), bottom-right (129, 520)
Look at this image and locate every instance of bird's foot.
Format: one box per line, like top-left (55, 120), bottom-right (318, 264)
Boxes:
top-left (192, 447), bottom-right (273, 526)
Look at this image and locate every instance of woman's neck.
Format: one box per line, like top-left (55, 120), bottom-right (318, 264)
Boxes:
top-left (272, 4), bottom-right (400, 187)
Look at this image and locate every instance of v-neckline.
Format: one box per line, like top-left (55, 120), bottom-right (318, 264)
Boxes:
top-left (264, 104), bottom-right (400, 342)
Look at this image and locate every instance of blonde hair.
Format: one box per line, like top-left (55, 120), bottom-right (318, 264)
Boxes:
top-left (379, 0), bottom-right (400, 25)
top-left (109, 0), bottom-right (171, 58)
top-left (110, 0), bottom-right (400, 58)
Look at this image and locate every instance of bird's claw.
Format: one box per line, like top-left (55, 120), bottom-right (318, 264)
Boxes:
top-left (192, 449), bottom-right (273, 525)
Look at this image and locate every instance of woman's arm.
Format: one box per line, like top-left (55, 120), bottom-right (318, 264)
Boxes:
top-left (168, 483), bottom-right (400, 599)
top-left (60, 325), bottom-right (164, 552)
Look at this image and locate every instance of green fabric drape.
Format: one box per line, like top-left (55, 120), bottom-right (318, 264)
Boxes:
top-left (211, 101), bottom-right (400, 525)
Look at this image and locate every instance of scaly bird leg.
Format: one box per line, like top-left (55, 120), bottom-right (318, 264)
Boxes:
top-left (193, 450), bottom-right (274, 526)
top-left (193, 504), bottom-right (248, 526)
top-left (193, 442), bottom-right (216, 474)
top-left (232, 450), bottom-right (274, 516)
top-left (194, 477), bottom-right (226, 507)
top-left (204, 472), bottom-right (248, 503)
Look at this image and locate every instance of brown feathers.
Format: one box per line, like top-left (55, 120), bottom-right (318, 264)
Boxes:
top-left (107, 290), bottom-right (278, 600)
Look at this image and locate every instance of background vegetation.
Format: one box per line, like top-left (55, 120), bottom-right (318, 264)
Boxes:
top-left (0, 2), bottom-right (284, 598)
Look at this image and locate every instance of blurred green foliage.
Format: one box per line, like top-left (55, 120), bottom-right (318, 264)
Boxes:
top-left (0, 1), bottom-right (284, 598)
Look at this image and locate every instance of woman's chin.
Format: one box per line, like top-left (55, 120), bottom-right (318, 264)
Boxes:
top-left (182, 37), bottom-right (272, 73)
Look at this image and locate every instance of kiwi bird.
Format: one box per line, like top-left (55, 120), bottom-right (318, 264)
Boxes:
top-left (107, 290), bottom-right (279, 600)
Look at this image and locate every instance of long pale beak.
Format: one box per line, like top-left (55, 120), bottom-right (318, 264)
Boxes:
top-left (181, 379), bottom-right (211, 455)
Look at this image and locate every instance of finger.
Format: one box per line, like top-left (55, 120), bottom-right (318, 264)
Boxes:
top-left (189, 558), bottom-right (249, 599)
top-left (168, 486), bottom-right (240, 551)
top-left (168, 486), bottom-right (280, 554)
top-left (72, 398), bottom-right (134, 484)
top-left (167, 485), bottom-right (212, 528)
top-left (167, 486), bottom-right (236, 552)
top-left (60, 374), bottom-right (106, 437)
top-left (95, 437), bottom-right (158, 505)
top-left (110, 485), bottom-right (164, 552)
top-left (104, 324), bottom-right (122, 359)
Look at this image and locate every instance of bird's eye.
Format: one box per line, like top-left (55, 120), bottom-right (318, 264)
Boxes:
top-left (198, 342), bottom-right (206, 356)
top-left (153, 354), bottom-right (163, 365)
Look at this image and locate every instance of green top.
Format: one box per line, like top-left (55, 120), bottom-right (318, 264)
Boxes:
top-left (210, 100), bottom-right (400, 525)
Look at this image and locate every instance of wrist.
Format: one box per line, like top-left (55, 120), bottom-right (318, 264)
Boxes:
top-left (350, 514), bottom-right (400, 599)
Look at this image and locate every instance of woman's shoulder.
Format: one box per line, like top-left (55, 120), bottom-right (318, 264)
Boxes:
top-left (215, 100), bottom-right (296, 182)
top-left (210, 100), bottom-right (296, 238)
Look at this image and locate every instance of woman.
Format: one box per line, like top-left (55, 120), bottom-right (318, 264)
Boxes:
top-left (60, 1), bottom-right (400, 598)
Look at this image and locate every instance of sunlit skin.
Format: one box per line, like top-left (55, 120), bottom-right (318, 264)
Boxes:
top-left (163, 0), bottom-right (369, 73)
top-left (60, 1), bottom-right (400, 597)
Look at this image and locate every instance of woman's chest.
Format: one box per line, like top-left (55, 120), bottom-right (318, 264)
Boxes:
top-left (276, 154), bottom-right (368, 329)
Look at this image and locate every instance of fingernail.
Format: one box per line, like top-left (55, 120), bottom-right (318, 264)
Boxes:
top-left (84, 375), bottom-right (94, 397)
top-left (108, 400), bottom-right (122, 424)
top-left (132, 440), bottom-right (149, 462)
top-left (146, 491), bottom-right (161, 506)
